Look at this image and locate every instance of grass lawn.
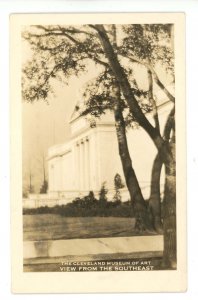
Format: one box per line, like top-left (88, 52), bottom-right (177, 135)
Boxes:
top-left (23, 214), bottom-right (156, 241)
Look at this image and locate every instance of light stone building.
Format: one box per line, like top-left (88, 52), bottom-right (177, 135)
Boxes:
top-left (23, 92), bottom-right (173, 209)
top-left (47, 109), bottom-right (128, 204)
top-left (45, 100), bottom-right (172, 206)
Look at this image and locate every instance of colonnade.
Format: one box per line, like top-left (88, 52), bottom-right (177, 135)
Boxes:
top-left (75, 136), bottom-right (90, 191)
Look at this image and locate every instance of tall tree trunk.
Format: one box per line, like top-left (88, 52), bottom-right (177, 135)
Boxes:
top-left (149, 153), bottom-right (163, 233)
top-left (112, 86), bottom-right (153, 231)
top-left (162, 113), bottom-right (176, 268)
top-left (147, 68), bottom-right (163, 233)
top-left (110, 27), bottom-right (153, 231)
top-left (149, 107), bottom-right (175, 233)
top-left (162, 143), bottom-right (176, 268)
top-left (95, 25), bottom-right (176, 265)
top-left (94, 25), bottom-right (165, 153)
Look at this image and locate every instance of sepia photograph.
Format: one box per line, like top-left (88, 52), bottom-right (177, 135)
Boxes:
top-left (10, 13), bottom-right (186, 293)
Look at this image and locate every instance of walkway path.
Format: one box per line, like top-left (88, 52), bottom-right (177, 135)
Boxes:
top-left (24, 235), bottom-right (163, 259)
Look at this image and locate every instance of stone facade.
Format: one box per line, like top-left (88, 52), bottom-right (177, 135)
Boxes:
top-left (47, 111), bottom-right (127, 204)
top-left (23, 98), bottom-right (173, 208)
top-left (45, 100), bottom-right (172, 205)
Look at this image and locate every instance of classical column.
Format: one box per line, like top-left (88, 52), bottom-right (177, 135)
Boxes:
top-left (59, 155), bottom-right (63, 192)
top-left (82, 139), bottom-right (86, 191)
top-left (79, 139), bottom-right (84, 191)
top-left (84, 137), bottom-right (90, 192)
top-left (78, 141), bottom-right (82, 191)
top-left (75, 142), bottom-right (80, 190)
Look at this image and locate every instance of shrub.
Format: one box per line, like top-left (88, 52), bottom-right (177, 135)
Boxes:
top-left (23, 198), bottom-right (135, 218)
top-left (113, 173), bottom-right (125, 203)
top-left (99, 182), bottom-right (108, 206)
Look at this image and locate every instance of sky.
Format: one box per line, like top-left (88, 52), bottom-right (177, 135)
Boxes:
top-left (22, 57), bottom-right (103, 193)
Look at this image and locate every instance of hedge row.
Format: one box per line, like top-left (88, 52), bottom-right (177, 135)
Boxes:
top-left (23, 193), bottom-right (134, 217)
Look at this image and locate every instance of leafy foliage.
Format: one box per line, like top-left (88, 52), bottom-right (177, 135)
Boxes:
top-left (22, 25), bottom-right (105, 102)
top-left (81, 68), bottom-right (153, 129)
top-left (121, 24), bottom-right (174, 76)
top-left (22, 24), bottom-right (174, 122)
top-left (98, 182), bottom-right (108, 205)
top-left (23, 191), bottom-right (134, 218)
top-left (114, 173), bottom-right (125, 189)
top-left (40, 180), bottom-right (48, 194)
top-left (113, 173), bottom-right (125, 203)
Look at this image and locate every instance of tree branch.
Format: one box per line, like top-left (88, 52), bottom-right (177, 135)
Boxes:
top-left (26, 27), bottom-right (109, 69)
top-left (92, 24), bottom-right (165, 152)
top-left (36, 25), bottom-right (95, 37)
top-left (26, 41), bottom-right (67, 53)
top-left (23, 62), bottom-right (63, 100)
top-left (60, 31), bottom-right (109, 68)
top-left (119, 52), bottom-right (175, 103)
top-left (147, 69), bottom-right (160, 133)
top-left (163, 106), bottom-right (175, 141)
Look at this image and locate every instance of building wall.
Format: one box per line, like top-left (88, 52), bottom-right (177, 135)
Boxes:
top-left (96, 126), bottom-right (123, 190)
top-left (126, 102), bottom-right (173, 198)
top-left (45, 101), bottom-right (173, 204)
top-left (61, 150), bottom-right (73, 190)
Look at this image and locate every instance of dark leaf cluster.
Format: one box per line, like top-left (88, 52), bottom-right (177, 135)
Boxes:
top-left (121, 24), bottom-right (174, 75)
top-left (81, 69), bottom-right (152, 129)
top-left (22, 25), bottom-right (105, 102)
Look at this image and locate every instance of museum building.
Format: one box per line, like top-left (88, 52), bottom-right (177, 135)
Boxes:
top-left (46, 100), bottom-right (172, 205)
top-left (24, 91), bottom-right (173, 208)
